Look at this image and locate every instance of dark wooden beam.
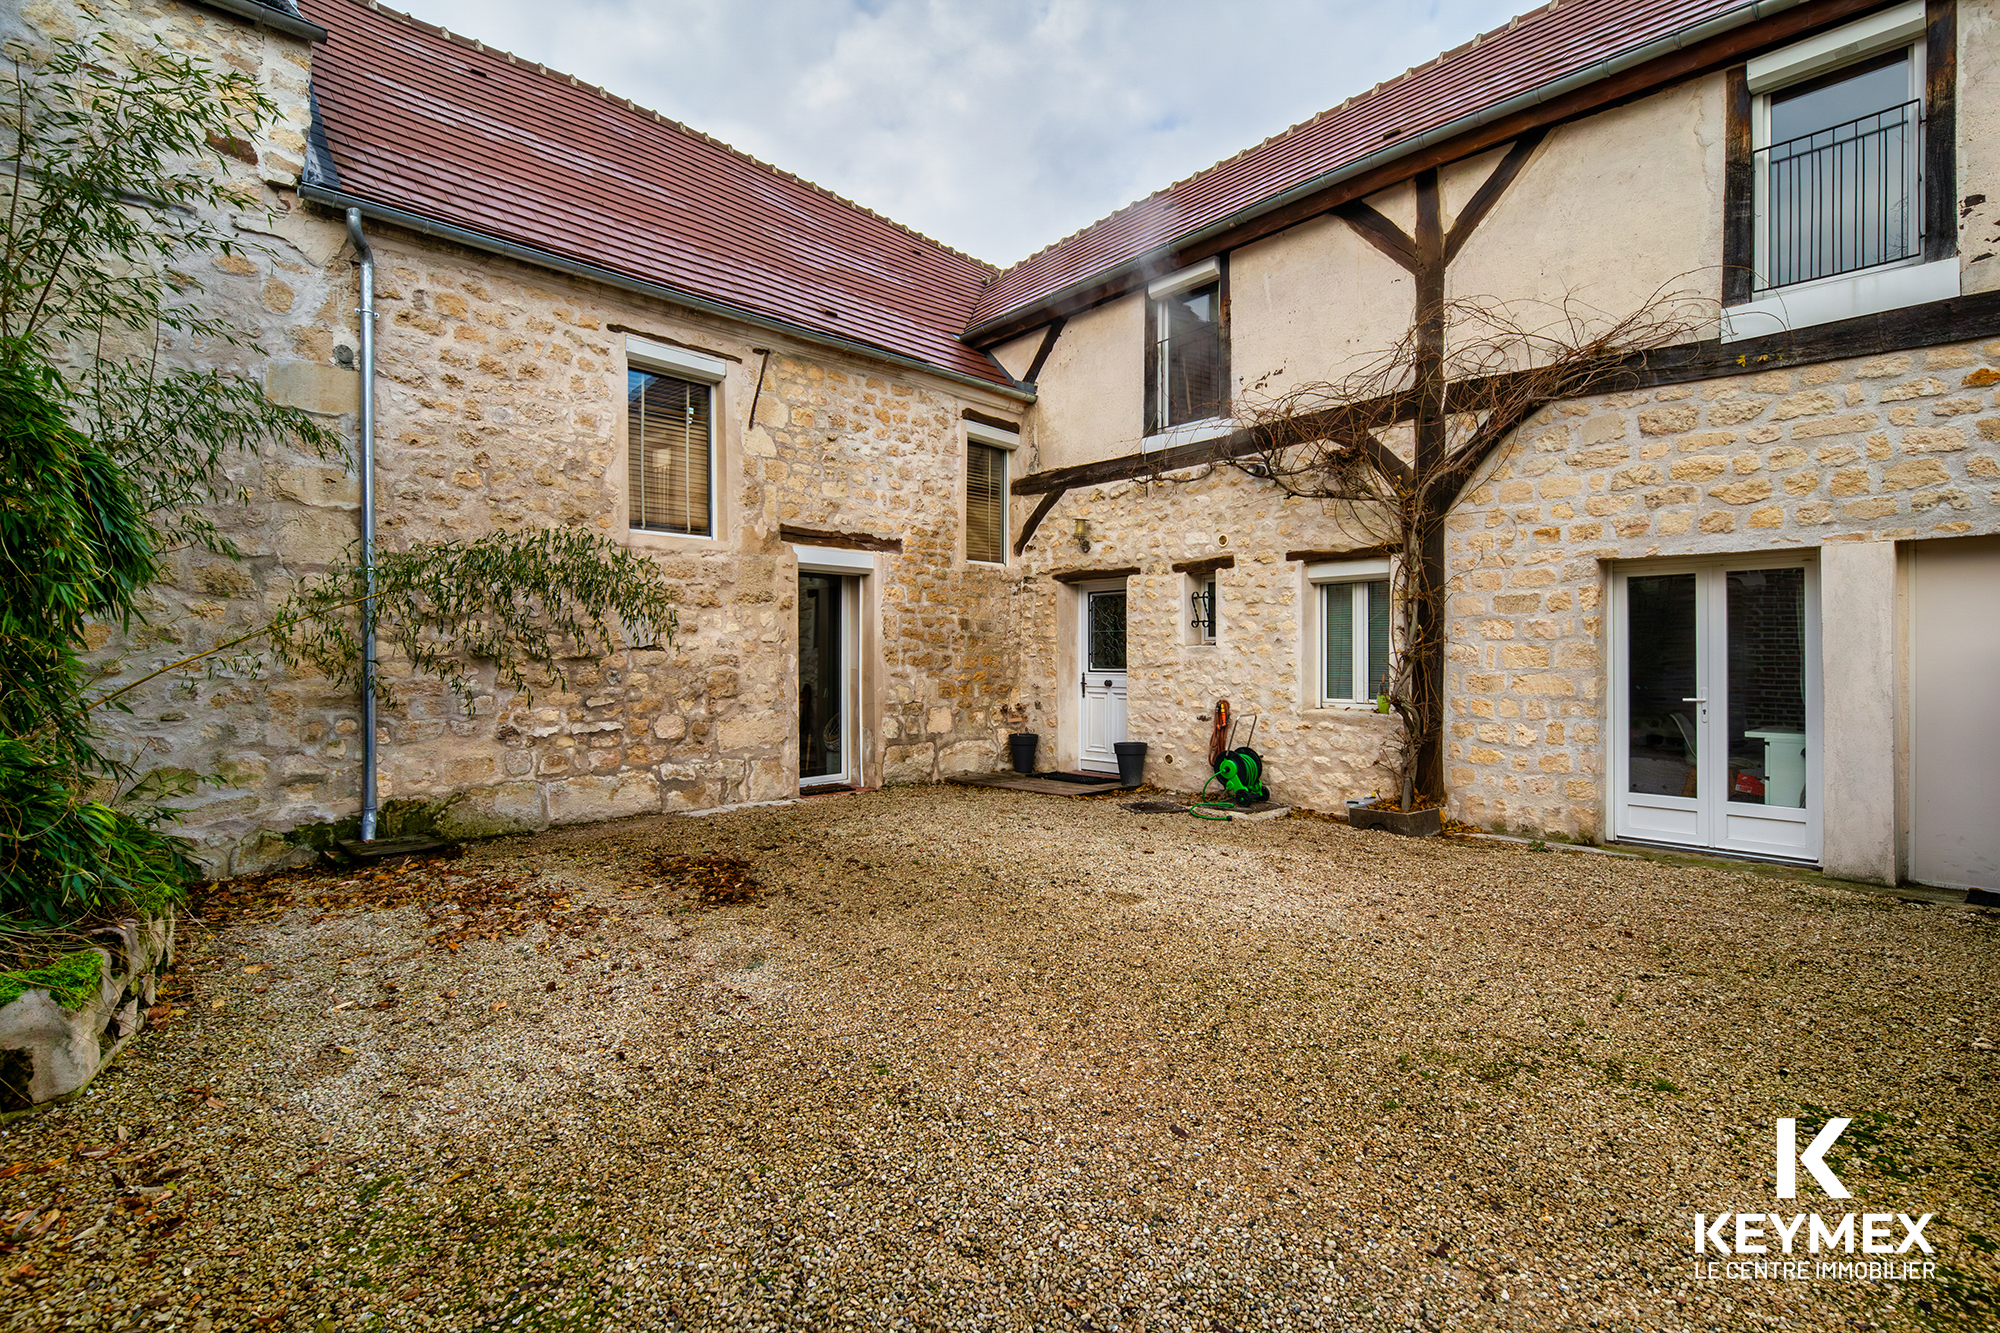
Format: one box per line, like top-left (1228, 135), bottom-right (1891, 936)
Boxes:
top-left (1021, 316), bottom-right (1067, 384)
top-left (963, 0), bottom-right (1894, 349)
top-left (1925, 0), bottom-right (1958, 266)
top-left (1722, 66), bottom-right (1755, 307)
top-left (1012, 394), bottom-right (1412, 496)
top-left (1440, 126), bottom-right (1547, 266)
top-left (1049, 566), bottom-right (1140, 584)
top-left (779, 525), bottom-right (903, 553)
top-left (1285, 544), bottom-right (1396, 563)
top-left (1333, 201), bottom-right (1422, 273)
top-left (962, 407), bottom-right (1021, 433)
top-left (1012, 489), bottom-right (1066, 556)
top-left (1009, 287), bottom-right (2000, 499)
top-left (1169, 555), bottom-right (1236, 575)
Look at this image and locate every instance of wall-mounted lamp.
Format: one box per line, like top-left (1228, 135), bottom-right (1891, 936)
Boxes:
top-left (1074, 517), bottom-right (1091, 553)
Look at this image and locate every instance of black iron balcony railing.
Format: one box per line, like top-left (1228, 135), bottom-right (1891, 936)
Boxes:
top-left (1756, 99), bottom-right (1922, 292)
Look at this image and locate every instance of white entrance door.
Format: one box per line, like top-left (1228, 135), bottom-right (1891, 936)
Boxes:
top-left (1078, 582), bottom-right (1128, 774)
top-left (798, 570), bottom-right (859, 788)
top-left (1909, 536), bottom-right (2000, 890)
top-left (1610, 557), bottom-right (1821, 861)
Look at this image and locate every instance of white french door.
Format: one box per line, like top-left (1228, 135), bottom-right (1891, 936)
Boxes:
top-left (1077, 582), bottom-right (1128, 774)
top-left (1609, 556), bottom-right (1821, 862)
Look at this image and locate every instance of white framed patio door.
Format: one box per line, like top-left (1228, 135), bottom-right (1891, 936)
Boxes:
top-left (1077, 581), bottom-right (1128, 774)
top-left (1609, 556), bottom-right (1821, 862)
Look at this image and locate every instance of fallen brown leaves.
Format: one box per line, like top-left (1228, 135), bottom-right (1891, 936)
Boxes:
top-left (195, 856), bottom-right (609, 950)
top-left (644, 853), bottom-right (760, 906)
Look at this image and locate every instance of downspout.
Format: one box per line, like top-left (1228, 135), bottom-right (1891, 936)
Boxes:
top-left (345, 208), bottom-right (379, 842)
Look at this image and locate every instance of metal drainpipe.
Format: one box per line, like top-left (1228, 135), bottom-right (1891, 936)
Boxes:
top-left (345, 209), bottom-right (379, 842)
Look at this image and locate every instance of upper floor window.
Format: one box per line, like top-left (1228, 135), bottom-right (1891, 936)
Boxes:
top-left (1753, 14), bottom-right (1925, 291)
top-left (1724, 1), bottom-right (1956, 338)
top-left (627, 336), bottom-right (726, 538)
top-left (1146, 258), bottom-right (1227, 436)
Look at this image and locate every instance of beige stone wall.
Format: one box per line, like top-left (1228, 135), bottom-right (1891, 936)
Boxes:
top-left (1443, 339), bottom-right (2000, 839)
top-left (1958, 0), bottom-right (2000, 295)
top-left (1446, 80), bottom-right (1724, 321)
top-left (115, 222), bottom-right (1031, 870)
top-left (15, 0), bottom-right (317, 190)
top-left (1010, 470), bottom-right (1401, 809)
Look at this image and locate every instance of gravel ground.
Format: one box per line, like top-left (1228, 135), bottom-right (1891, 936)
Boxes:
top-left (1, 785), bottom-right (1995, 1333)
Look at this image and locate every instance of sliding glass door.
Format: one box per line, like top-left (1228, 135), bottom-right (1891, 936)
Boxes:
top-left (1610, 557), bottom-right (1820, 861)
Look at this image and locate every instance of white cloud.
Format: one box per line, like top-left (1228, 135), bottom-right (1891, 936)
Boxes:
top-left (391, 0), bottom-right (1527, 266)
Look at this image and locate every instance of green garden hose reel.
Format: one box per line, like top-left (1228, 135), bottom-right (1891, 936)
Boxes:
top-left (1193, 745), bottom-right (1268, 818)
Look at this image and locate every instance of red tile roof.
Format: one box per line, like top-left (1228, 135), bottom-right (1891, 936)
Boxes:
top-left (972, 0), bottom-right (1752, 334)
top-left (299, 0), bottom-right (1017, 390)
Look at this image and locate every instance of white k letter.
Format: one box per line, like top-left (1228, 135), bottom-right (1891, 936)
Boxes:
top-left (1776, 1117), bottom-right (1851, 1199)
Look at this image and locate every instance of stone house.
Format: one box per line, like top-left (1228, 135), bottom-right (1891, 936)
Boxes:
top-left (18, 0), bottom-right (2000, 891)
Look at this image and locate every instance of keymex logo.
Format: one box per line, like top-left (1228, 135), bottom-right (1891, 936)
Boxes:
top-left (1690, 1116), bottom-right (1938, 1283)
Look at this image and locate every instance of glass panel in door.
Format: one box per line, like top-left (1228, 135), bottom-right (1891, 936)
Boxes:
top-left (1088, 591), bottom-right (1127, 670)
top-left (1626, 573), bottom-right (1700, 799)
top-left (799, 573), bottom-right (842, 781)
top-left (1725, 567), bottom-right (1807, 808)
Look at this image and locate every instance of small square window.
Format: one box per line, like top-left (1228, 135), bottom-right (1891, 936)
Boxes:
top-left (1190, 574), bottom-right (1217, 644)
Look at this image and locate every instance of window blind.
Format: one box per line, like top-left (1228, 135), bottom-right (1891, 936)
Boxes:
top-left (1325, 583), bottom-right (1356, 700)
top-left (1325, 579), bottom-right (1392, 702)
top-left (966, 442), bottom-right (1005, 564)
top-left (628, 369), bottom-right (712, 536)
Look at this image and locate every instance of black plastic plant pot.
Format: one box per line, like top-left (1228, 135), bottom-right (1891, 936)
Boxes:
top-left (1113, 741), bottom-right (1148, 790)
top-left (1008, 732), bottom-right (1039, 774)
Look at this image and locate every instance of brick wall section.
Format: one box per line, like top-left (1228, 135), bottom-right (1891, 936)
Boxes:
top-left (1445, 340), bottom-right (2000, 839)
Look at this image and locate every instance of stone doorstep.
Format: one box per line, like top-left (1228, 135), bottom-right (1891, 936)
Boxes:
top-left (0, 917), bottom-right (175, 1113)
top-left (947, 772), bottom-right (1123, 797)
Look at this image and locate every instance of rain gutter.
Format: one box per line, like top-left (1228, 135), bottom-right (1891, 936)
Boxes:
top-left (964, 0), bottom-right (1811, 344)
top-left (299, 184), bottom-right (1034, 403)
top-left (344, 208), bottom-right (380, 842)
top-left (192, 0), bottom-right (327, 44)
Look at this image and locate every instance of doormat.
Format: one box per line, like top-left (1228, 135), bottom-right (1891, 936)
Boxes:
top-left (1122, 800), bottom-right (1186, 814)
top-left (1040, 771), bottom-right (1120, 785)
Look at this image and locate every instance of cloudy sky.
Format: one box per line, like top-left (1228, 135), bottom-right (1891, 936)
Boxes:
top-left (395, 0), bottom-right (1527, 267)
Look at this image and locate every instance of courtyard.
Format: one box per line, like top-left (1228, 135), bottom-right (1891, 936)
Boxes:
top-left (0, 786), bottom-right (1994, 1332)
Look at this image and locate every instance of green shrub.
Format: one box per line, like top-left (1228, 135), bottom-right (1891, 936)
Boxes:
top-left (0, 738), bottom-right (193, 925)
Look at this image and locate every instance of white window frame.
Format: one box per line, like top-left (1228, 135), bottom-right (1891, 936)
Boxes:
top-left (1143, 258), bottom-right (1230, 451)
top-left (1306, 557), bottom-right (1393, 709)
top-left (624, 335), bottom-right (725, 541)
top-left (1187, 571), bottom-right (1218, 645)
top-left (964, 419), bottom-right (1018, 566)
top-left (1724, 1), bottom-right (1957, 340)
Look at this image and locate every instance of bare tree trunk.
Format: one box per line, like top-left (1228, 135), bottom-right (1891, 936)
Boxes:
top-left (1409, 169), bottom-right (1449, 807)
